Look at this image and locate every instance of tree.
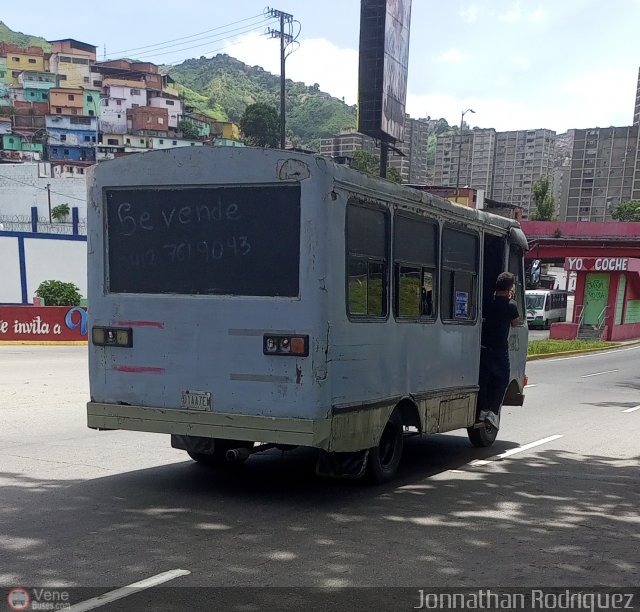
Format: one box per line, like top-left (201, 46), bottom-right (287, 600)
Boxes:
top-left (179, 119), bottom-right (200, 140)
top-left (530, 176), bottom-right (556, 221)
top-left (611, 200), bottom-right (640, 221)
top-left (35, 280), bottom-right (81, 306)
top-left (351, 149), bottom-right (402, 184)
top-left (240, 102), bottom-right (279, 148)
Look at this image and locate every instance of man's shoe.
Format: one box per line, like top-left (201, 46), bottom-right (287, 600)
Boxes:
top-left (485, 411), bottom-right (500, 430)
top-left (478, 410), bottom-right (489, 423)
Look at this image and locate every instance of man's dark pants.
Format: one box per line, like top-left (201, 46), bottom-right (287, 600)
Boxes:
top-left (478, 346), bottom-right (511, 415)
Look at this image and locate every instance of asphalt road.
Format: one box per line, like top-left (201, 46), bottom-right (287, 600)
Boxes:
top-left (1, 345), bottom-right (638, 609)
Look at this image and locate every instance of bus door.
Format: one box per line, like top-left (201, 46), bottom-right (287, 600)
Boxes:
top-left (504, 236), bottom-right (528, 405)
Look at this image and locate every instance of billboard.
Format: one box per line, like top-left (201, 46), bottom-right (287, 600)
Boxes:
top-left (358, 0), bottom-right (412, 143)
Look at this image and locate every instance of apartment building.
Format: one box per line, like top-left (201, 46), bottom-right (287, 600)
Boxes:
top-left (433, 128), bottom-right (496, 194)
top-left (634, 67), bottom-right (640, 126)
top-left (491, 129), bottom-right (555, 217)
top-left (562, 126), bottom-right (640, 221)
top-left (320, 115), bottom-right (429, 183)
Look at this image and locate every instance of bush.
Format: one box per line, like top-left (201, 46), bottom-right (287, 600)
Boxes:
top-left (51, 203), bottom-right (70, 222)
top-left (35, 280), bottom-right (82, 306)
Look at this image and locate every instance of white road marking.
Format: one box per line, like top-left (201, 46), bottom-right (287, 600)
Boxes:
top-left (524, 384), bottom-right (537, 388)
top-left (471, 435), bottom-right (563, 466)
top-left (622, 405), bottom-right (640, 413)
top-left (544, 345), bottom-right (640, 362)
top-left (67, 569), bottom-right (190, 611)
top-left (580, 369), bottom-right (618, 378)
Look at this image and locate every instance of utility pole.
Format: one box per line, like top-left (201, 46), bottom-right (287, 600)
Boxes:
top-left (267, 8), bottom-right (293, 149)
top-left (46, 183), bottom-right (52, 222)
top-left (455, 108), bottom-right (475, 203)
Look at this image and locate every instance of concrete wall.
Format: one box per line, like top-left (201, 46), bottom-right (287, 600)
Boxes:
top-left (0, 163), bottom-right (87, 219)
top-left (0, 231), bottom-right (87, 304)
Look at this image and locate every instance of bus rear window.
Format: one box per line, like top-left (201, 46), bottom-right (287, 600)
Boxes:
top-left (106, 185), bottom-right (300, 296)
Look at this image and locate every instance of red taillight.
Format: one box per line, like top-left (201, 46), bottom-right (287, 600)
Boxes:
top-left (263, 334), bottom-right (309, 356)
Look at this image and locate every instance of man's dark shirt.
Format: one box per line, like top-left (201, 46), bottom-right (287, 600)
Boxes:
top-left (481, 295), bottom-right (520, 351)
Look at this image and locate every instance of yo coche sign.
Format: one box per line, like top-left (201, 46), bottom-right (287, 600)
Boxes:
top-left (565, 257), bottom-right (628, 272)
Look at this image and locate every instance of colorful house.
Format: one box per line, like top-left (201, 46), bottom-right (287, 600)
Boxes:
top-left (0, 43), bottom-right (47, 84)
top-left (46, 114), bottom-right (97, 162)
top-left (48, 39), bottom-right (97, 88)
top-left (49, 88), bottom-right (85, 116)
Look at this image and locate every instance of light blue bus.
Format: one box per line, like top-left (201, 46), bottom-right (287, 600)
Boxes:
top-left (86, 147), bottom-right (528, 483)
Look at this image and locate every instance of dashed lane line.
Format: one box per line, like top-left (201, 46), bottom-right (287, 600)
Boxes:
top-left (470, 435), bottom-right (564, 467)
top-left (67, 569), bottom-right (191, 611)
top-left (622, 405), bottom-right (640, 413)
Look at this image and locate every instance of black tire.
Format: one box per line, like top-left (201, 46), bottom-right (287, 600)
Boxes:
top-left (188, 439), bottom-right (253, 466)
top-left (366, 409), bottom-right (404, 484)
top-left (467, 420), bottom-right (498, 447)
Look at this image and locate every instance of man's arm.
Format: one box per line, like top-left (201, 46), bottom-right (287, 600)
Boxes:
top-left (509, 300), bottom-right (521, 327)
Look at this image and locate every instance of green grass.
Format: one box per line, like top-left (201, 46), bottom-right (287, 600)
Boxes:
top-left (528, 339), bottom-right (617, 356)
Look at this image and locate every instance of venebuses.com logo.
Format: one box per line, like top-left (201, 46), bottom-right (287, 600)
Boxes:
top-left (6, 587), bottom-right (70, 610)
top-left (7, 588), bottom-right (30, 611)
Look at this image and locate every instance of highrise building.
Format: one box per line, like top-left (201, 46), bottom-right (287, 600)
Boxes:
top-left (432, 128), bottom-right (496, 195)
top-left (491, 129), bottom-right (555, 217)
top-left (320, 115), bottom-right (430, 184)
top-left (634, 67), bottom-right (640, 126)
top-left (561, 126), bottom-right (640, 221)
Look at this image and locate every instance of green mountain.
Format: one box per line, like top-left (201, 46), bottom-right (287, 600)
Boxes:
top-left (0, 21), bottom-right (50, 50)
top-left (167, 54), bottom-right (357, 150)
top-left (0, 21), bottom-right (357, 150)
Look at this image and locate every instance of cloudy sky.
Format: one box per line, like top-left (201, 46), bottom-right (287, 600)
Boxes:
top-left (3, 1), bottom-right (640, 133)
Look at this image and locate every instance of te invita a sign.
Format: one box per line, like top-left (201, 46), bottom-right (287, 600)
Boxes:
top-left (0, 306), bottom-right (87, 342)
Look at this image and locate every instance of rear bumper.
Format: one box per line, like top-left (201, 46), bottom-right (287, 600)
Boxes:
top-left (87, 402), bottom-right (333, 449)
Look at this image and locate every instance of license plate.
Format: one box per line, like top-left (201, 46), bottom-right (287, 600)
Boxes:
top-left (181, 390), bottom-right (211, 411)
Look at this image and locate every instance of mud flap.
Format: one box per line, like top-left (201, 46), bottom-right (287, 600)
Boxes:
top-left (316, 449), bottom-right (369, 479)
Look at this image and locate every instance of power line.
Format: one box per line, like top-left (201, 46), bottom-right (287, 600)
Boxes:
top-left (120, 20), bottom-right (277, 61)
top-left (107, 13), bottom-right (266, 56)
top-left (0, 172), bottom-right (86, 202)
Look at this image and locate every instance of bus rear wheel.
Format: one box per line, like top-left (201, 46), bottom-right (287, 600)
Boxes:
top-left (188, 439), bottom-right (253, 466)
top-left (467, 420), bottom-right (498, 447)
top-left (366, 409), bottom-right (404, 484)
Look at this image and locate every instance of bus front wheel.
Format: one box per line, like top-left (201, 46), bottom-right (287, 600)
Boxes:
top-left (366, 409), bottom-right (404, 484)
top-left (467, 420), bottom-right (498, 447)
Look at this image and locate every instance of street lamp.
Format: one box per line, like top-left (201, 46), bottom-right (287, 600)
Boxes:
top-left (455, 108), bottom-right (475, 203)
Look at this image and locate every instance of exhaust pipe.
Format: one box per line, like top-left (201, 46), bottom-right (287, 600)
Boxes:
top-left (225, 447), bottom-right (252, 463)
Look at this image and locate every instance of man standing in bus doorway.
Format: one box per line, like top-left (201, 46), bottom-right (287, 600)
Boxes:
top-left (478, 272), bottom-right (520, 430)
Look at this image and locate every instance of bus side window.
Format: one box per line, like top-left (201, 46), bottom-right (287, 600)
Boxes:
top-left (508, 245), bottom-right (525, 321)
top-left (441, 226), bottom-right (479, 322)
top-left (346, 202), bottom-right (389, 319)
top-left (393, 214), bottom-right (438, 321)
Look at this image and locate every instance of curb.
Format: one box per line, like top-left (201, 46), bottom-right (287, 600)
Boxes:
top-left (0, 341), bottom-right (87, 346)
top-left (527, 342), bottom-right (640, 361)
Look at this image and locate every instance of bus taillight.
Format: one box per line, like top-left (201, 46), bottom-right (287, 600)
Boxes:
top-left (263, 334), bottom-right (309, 357)
top-left (92, 326), bottom-right (133, 348)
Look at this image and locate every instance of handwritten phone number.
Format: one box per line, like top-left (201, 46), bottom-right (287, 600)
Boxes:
top-left (118, 237), bottom-right (251, 269)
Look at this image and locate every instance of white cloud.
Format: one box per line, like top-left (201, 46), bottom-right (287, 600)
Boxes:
top-left (221, 32), bottom-right (359, 105)
top-left (498, 2), bottom-right (523, 23)
top-left (406, 66), bottom-right (635, 133)
top-left (498, 2), bottom-right (546, 24)
top-left (459, 5), bottom-right (481, 23)
top-left (435, 48), bottom-right (471, 64)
